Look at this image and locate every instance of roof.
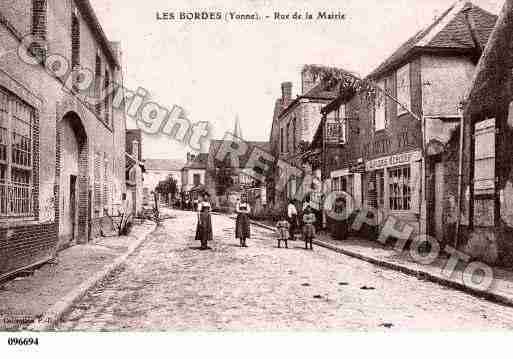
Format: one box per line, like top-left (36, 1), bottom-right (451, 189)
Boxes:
top-left (208, 139), bottom-right (271, 168)
top-left (183, 153), bottom-right (209, 170)
top-left (278, 78), bottom-right (339, 120)
top-left (465, 0), bottom-right (513, 116)
top-left (368, 1), bottom-right (497, 79)
top-left (144, 159), bottom-right (185, 171)
top-left (75, 1), bottom-right (120, 68)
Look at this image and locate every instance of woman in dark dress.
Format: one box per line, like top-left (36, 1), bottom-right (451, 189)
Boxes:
top-left (235, 196), bottom-right (251, 248)
top-left (331, 195), bottom-right (348, 241)
top-left (195, 193), bottom-right (213, 249)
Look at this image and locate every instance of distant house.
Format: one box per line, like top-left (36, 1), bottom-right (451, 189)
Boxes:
top-left (206, 118), bottom-right (271, 212)
top-left (143, 159), bottom-right (185, 204)
top-left (181, 152), bottom-right (209, 195)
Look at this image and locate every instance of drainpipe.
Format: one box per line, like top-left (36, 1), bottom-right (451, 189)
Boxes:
top-left (455, 102), bottom-right (465, 248)
top-left (321, 112), bottom-right (328, 229)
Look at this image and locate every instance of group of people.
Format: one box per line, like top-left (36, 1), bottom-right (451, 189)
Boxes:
top-left (276, 200), bottom-right (317, 250)
top-left (193, 192), bottom-right (318, 251)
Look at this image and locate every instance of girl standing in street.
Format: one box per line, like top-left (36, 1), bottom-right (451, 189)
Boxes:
top-left (302, 205), bottom-right (316, 250)
top-left (287, 200), bottom-right (298, 240)
top-left (235, 195), bottom-right (251, 247)
top-left (195, 192), bottom-right (213, 250)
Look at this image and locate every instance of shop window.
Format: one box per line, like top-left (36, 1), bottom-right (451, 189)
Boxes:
top-left (0, 89), bottom-right (34, 217)
top-left (474, 118), bottom-right (495, 195)
top-left (388, 166), bottom-right (411, 211)
top-left (396, 63), bottom-right (411, 116)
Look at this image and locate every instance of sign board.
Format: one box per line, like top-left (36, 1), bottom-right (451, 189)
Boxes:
top-left (325, 121), bottom-right (342, 144)
top-left (365, 150), bottom-right (421, 171)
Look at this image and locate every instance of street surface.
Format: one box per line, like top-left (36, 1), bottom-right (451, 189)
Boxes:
top-left (56, 210), bottom-right (513, 331)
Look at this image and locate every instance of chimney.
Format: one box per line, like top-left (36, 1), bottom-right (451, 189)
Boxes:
top-left (301, 68), bottom-right (317, 95)
top-left (281, 82), bottom-right (292, 100)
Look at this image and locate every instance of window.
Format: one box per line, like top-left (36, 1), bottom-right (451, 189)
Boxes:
top-left (396, 64), bottom-right (411, 116)
top-left (374, 80), bottom-right (386, 131)
top-left (71, 10), bottom-right (80, 69)
top-left (0, 89), bottom-right (34, 217)
top-left (280, 128), bottom-right (284, 153)
top-left (94, 152), bottom-right (102, 216)
top-left (331, 177), bottom-right (340, 192)
top-left (388, 166), bottom-right (411, 211)
top-left (31, 0), bottom-right (48, 60)
top-left (193, 173), bottom-right (201, 186)
top-left (474, 118), bottom-right (495, 194)
top-left (292, 118), bottom-right (296, 153)
top-left (94, 53), bottom-right (102, 116)
top-left (104, 70), bottom-right (111, 125)
top-left (286, 122), bottom-right (290, 153)
top-left (337, 105), bottom-right (347, 144)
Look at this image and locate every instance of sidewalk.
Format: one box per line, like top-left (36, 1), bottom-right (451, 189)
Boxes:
top-left (0, 221), bottom-right (155, 331)
top-left (249, 218), bottom-right (513, 308)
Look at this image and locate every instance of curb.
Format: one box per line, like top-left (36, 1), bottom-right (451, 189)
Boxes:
top-left (245, 217), bottom-right (513, 309)
top-left (28, 224), bottom-right (156, 331)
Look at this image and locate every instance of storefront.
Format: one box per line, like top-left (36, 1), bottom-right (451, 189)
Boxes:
top-left (364, 150), bottom-right (422, 231)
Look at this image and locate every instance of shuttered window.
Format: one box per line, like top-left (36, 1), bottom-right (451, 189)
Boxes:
top-left (474, 118), bottom-right (495, 195)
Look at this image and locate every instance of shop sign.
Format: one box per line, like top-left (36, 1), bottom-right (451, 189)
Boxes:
top-left (365, 150), bottom-right (421, 171)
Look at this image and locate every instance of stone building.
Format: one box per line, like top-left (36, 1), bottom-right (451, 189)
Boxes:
top-left (0, 0), bottom-right (126, 279)
top-left (181, 152), bottom-right (208, 194)
top-left (268, 66), bottom-right (339, 211)
top-left (307, 1), bottom-right (497, 242)
top-left (459, 0), bottom-right (513, 266)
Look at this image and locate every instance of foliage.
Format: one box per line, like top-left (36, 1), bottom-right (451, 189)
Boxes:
top-left (303, 64), bottom-right (386, 105)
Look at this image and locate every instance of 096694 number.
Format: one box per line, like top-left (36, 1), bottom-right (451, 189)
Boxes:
top-left (7, 337), bottom-right (39, 346)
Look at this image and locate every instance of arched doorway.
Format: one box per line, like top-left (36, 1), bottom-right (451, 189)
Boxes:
top-left (57, 112), bottom-right (88, 246)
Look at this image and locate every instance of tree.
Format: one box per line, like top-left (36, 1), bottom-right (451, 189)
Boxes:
top-left (155, 175), bottom-right (178, 204)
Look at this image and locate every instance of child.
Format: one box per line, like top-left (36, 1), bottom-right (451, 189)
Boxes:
top-left (302, 206), bottom-right (316, 250)
top-left (276, 218), bottom-right (290, 249)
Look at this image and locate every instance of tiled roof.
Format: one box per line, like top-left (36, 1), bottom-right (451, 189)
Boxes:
top-left (368, 1), bottom-right (497, 78)
top-left (143, 159), bottom-right (185, 171)
top-left (183, 153), bottom-right (209, 169)
top-left (208, 139), bottom-right (272, 168)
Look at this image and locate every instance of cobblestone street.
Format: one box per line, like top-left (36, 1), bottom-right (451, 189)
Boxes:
top-left (56, 210), bottom-right (513, 331)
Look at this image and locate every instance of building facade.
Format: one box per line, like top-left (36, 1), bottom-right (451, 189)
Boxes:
top-left (268, 66), bottom-right (339, 211)
top-left (143, 158), bottom-right (184, 204)
top-left (459, 0), bottom-right (513, 266)
top-left (308, 1), bottom-right (497, 243)
top-left (0, 0), bottom-right (126, 278)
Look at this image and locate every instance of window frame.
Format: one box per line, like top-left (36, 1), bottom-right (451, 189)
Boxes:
top-left (387, 165), bottom-right (411, 212)
top-left (474, 118), bottom-right (495, 195)
top-left (0, 89), bottom-right (35, 219)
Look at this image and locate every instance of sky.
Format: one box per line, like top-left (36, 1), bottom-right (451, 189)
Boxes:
top-left (90, 0), bottom-right (504, 160)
